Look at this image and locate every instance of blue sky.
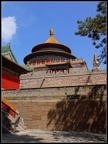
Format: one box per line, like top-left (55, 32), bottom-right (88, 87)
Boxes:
top-left (2, 1), bottom-right (106, 70)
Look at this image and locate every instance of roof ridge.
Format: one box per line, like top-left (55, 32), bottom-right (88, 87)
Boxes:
top-left (2, 43), bottom-right (18, 64)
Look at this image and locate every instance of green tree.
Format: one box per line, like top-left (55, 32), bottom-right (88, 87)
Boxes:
top-left (75, 1), bottom-right (106, 65)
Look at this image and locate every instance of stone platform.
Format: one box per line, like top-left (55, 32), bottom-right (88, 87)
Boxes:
top-left (1, 129), bottom-right (107, 143)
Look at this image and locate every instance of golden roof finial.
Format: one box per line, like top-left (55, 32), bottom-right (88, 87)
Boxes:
top-left (50, 29), bottom-right (54, 36)
top-left (45, 29), bottom-right (58, 43)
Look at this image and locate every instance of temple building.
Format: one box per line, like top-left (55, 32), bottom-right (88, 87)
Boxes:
top-left (23, 29), bottom-right (88, 74)
top-left (2, 29), bottom-right (106, 134)
top-left (2, 43), bottom-right (33, 90)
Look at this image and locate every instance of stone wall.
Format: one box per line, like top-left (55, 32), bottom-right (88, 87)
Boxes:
top-left (2, 85), bottom-right (106, 134)
top-left (20, 70), bottom-right (106, 89)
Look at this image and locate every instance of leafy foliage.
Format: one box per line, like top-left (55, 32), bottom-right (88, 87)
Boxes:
top-left (75, 1), bottom-right (106, 64)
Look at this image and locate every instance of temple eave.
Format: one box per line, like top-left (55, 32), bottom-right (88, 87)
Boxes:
top-left (24, 50), bottom-right (77, 64)
top-left (32, 43), bottom-right (71, 53)
top-left (45, 61), bottom-right (70, 66)
top-left (31, 60), bottom-right (85, 69)
top-left (70, 60), bottom-right (86, 65)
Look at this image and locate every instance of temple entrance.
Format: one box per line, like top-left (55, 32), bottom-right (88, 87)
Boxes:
top-left (47, 64), bottom-right (70, 74)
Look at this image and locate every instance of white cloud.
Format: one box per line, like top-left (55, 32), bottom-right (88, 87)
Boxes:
top-left (2, 16), bottom-right (17, 42)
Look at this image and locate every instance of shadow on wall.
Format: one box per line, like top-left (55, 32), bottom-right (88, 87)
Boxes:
top-left (88, 85), bottom-right (106, 99)
top-left (47, 85), bottom-right (106, 134)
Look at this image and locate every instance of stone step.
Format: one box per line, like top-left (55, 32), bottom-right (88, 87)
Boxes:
top-left (14, 125), bottom-right (26, 133)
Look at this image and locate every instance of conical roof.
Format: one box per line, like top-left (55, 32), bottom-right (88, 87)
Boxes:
top-left (24, 29), bottom-right (76, 64)
top-left (45, 29), bottom-right (59, 43)
top-left (32, 29), bottom-right (71, 53)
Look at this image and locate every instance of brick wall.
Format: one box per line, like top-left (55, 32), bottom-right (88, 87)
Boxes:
top-left (20, 71), bottom-right (106, 89)
top-left (2, 85), bottom-right (106, 133)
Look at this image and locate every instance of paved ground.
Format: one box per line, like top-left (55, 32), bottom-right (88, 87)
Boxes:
top-left (1, 129), bottom-right (107, 143)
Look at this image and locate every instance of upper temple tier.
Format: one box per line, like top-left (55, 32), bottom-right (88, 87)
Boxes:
top-left (23, 29), bottom-right (86, 70)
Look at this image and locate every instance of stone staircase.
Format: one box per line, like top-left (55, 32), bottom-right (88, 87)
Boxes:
top-left (2, 98), bottom-right (26, 134)
top-left (13, 117), bottom-right (26, 133)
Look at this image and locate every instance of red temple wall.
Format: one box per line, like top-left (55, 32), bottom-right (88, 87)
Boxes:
top-left (2, 72), bottom-right (20, 89)
top-left (30, 58), bottom-right (65, 65)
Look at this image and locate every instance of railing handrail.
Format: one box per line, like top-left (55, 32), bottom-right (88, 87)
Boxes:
top-left (2, 107), bottom-right (26, 132)
top-left (2, 97), bottom-right (17, 113)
